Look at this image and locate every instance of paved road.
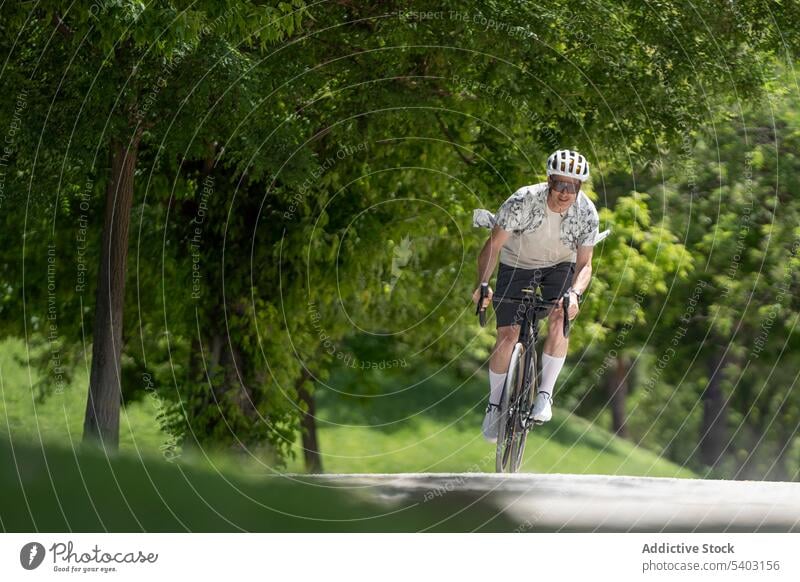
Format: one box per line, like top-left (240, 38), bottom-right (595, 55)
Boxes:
top-left (293, 473), bottom-right (800, 532)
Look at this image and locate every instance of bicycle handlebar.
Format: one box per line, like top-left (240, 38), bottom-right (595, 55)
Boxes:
top-left (476, 284), bottom-right (572, 338)
top-left (476, 283), bottom-right (489, 327)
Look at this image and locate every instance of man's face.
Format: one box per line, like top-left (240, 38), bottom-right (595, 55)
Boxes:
top-left (547, 176), bottom-right (581, 213)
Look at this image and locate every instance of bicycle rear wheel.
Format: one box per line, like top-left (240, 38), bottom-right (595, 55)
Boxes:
top-left (496, 343), bottom-right (525, 473)
top-left (509, 348), bottom-right (537, 472)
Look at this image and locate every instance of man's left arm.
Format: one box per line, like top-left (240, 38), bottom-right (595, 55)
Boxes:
top-left (565, 245), bottom-right (593, 320)
top-left (572, 245), bottom-right (593, 296)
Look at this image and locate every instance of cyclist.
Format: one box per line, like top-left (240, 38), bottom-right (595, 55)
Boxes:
top-left (472, 150), bottom-right (608, 442)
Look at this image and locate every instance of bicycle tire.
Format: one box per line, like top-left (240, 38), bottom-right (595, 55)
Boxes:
top-left (495, 343), bottom-right (525, 473)
top-left (509, 348), bottom-right (537, 472)
top-left (496, 343), bottom-right (524, 473)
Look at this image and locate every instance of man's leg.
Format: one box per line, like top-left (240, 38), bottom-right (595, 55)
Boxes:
top-left (540, 308), bottom-right (568, 394)
top-left (483, 325), bottom-right (521, 442)
top-left (483, 263), bottom-right (532, 441)
top-left (532, 262), bottom-right (574, 422)
top-left (489, 325), bottom-right (519, 403)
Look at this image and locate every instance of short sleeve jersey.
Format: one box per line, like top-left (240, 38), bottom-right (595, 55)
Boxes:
top-left (494, 182), bottom-right (601, 269)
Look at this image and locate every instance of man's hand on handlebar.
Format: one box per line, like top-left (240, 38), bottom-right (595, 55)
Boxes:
top-left (556, 290), bottom-right (580, 321)
top-left (473, 283), bottom-right (493, 327)
top-left (472, 283), bottom-right (493, 312)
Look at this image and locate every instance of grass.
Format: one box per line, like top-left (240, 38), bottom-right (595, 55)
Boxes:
top-left (0, 337), bottom-right (172, 457)
top-left (283, 365), bottom-right (697, 478)
top-left (285, 410), bottom-right (699, 477)
top-left (1, 337), bottom-right (695, 478)
top-left (0, 435), bottom-right (525, 532)
top-left (0, 336), bottom-right (699, 531)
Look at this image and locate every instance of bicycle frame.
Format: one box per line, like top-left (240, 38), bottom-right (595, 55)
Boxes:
top-left (476, 284), bottom-right (571, 472)
top-left (504, 292), bottom-right (555, 428)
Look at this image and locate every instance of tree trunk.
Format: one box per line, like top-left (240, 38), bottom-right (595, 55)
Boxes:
top-left (219, 337), bottom-right (258, 419)
top-left (699, 350), bottom-right (729, 467)
top-left (83, 138), bottom-right (139, 449)
top-left (296, 372), bottom-right (323, 473)
top-left (765, 437), bottom-right (790, 481)
top-left (766, 415), bottom-right (795, 481)
top-left (607, 355), bottom-right (629, 438)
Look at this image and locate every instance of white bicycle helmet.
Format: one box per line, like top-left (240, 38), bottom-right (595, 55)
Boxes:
top-left (546, 149), bottom-right (590, 181)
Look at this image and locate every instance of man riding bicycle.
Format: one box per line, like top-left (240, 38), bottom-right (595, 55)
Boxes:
top-left (472, 150), bottom-right (608, 442)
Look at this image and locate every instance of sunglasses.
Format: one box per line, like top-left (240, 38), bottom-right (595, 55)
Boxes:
top-left (549, 180), bottom-right (580, 194)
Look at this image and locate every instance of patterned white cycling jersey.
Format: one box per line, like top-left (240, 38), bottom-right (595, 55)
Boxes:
top-left (473, 182), bottom-right (610, 269)
top-left (501, 202), bottom-right (576, 269)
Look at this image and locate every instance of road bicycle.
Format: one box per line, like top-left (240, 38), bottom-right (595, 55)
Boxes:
top-left (476, 283), bottom-right (571, 473)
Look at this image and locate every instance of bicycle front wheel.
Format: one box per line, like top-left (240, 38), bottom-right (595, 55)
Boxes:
top-left (509, 347), bottom-right (537, 472)
top-left (496, 342), bottom-right (525, 473)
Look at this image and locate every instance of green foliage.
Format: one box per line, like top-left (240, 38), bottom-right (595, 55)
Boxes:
top-left (2, 0), bottom-right (800, 471)
top-left (578, 67), bottom-right (800, 479)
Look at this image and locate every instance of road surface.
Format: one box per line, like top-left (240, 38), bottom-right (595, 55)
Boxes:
top-left (290, 473), bottom-right (800, 532)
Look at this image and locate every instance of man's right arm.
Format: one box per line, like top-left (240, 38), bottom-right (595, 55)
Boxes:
top-left (476, 225), bottom-right (510, 286)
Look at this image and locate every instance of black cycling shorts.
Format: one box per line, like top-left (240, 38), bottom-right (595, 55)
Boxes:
top-left (492, 261), bottom-right (575, 328)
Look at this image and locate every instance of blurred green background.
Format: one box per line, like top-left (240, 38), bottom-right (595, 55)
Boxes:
top-left (2, 1), bottom-right (800, 534)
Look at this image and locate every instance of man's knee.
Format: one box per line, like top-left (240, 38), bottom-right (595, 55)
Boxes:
top-left (546, 309), bottom-right (568, 339)
top-left (547, 309), bottom-right (564, 333)
top-left (496, 325), bottom-right (519, 346)
top-left (548, 307), bottom-right (564, 325)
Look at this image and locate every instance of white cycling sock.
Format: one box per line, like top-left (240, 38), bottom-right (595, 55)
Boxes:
top-left (539, 353), bottom-right (566, 397)
top-left (488, 370), bottom-right (507, 406)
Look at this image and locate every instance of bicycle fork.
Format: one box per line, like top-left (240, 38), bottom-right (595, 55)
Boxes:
top-left (518, 340), bottom-right (540, 430)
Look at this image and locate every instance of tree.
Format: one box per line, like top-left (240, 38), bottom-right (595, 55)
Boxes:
top-left (3, 0), bottom-right (800, 471)
top-left (600, 68), bottom-right (800, 478)
top-left (0, 1), bottom-right (308, 450)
